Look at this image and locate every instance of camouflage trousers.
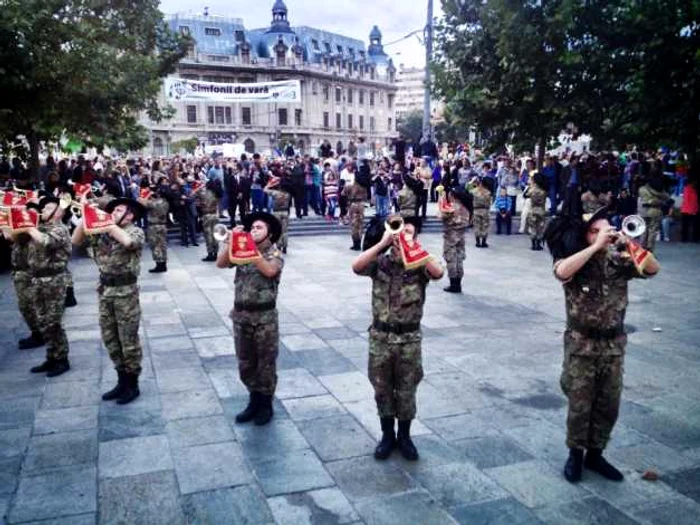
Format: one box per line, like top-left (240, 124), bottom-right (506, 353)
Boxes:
top-left (233, 318), bottom-right (279, 396)
top-left (528, 209), bottom-right (547, 241)
top-left (368, 330), bottom-right (424, 420)
top-left (443, 227), bottom-right (466, 279)
top-left (147, 224), bottom-right (168, 263)
top-left (642, 215), bottom-right (661, 252)
top-left (99, 287), bottom-right (143, 375)
top-left (33, 274), bottom-right (69, 361)
top-left (202, 213), bottom-right (219, 256)
top-left (560, 344), bottom-right (623, 449)
top-left (349, 202), bottom-right (365, 242)
top-left (274, 212), bottom-right (289, 251)
top-left (473, 209), bottom-right (490, 237)
top-left (13, 271), bottom-right (40, 335)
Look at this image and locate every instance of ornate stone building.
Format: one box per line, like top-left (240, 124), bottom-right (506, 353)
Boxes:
top-left (142, 1), bottom-right (399, 157)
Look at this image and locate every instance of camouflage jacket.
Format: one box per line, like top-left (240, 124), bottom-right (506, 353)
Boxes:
top-left (89, 223), bottom-right (144, 289)
top-left (580, 191), bottom-right (610, 214)
top-left (342, 182), bottom-right (368, 203)
top-left (197, 189), bottom-right (219, 215)
top-left (28, 222), bottom-right (72, 275)
top-left (471, 187), bottom-right (492, 209)
top-left (92, 195), bottom-right (116, 210)
top-left (357, 249), bottom-right (430, 342)
top-left (441, 202), bottom-right (470, 230)
top-left (529, 185), bottom-right (548, 210)
top-left (264, 188), bottom-right (291, 213)
top-left (231, 239), bottom-right (284, 325)
top-left (555, 240), bottom-right (644, 355)
top-left (146, 196), bottom-right (169, 225)
top-left (638, 185), bottom-right (669, 218)
top-left (11, 235), bottom-right (31, 272)
top-left (398, 187), bottom-right (417, 215)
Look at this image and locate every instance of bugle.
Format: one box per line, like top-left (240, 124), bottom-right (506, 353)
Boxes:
top-left (621, 215), bottom-right (646, 239)
top-left (385, 215), bottom-right (404, 235)
top-left (59, 193), bottom-right (83, 217)
top-left (213, 223), bottom-right (230, 242)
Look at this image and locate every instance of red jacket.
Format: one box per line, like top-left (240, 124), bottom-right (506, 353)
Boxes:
top-left (681, 184), bottom-right (698, 215)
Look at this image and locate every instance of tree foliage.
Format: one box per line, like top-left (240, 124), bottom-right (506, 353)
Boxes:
top-left (433, 0), bottom-right (700, 171)
top-left (396, 110), bottom-right (424, 144)
top-left (0, 0), bottom-right (191, 172)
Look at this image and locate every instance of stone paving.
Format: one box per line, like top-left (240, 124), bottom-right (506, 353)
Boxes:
top-left (1, 228), bottom-right (700, 525)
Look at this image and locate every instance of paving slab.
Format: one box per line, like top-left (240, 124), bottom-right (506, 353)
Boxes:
top-left (250, 449), bottom-right (334, 496)
top-left (267, 487), bottom-right (359, 525)
top-left (182, 485), bottom-right (274, 525)
top-left (23, 429), bottom-right (97, 475)
top-left (98, 435), bottom-right (173, 479)
top-left (354, 490), bottom-right (457, 525)
top-left (298, 415), bottom-right (375, 461)
top-left (172, 441), bottom-right (252, 494)
top-left (450, 497), bottom-right (544, 525)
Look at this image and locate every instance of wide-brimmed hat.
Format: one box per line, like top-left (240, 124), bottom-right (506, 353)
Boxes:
top-left (242, 212), bottom-right (282, 244)
top-left (582, 206), bottom-right (609, 230)
top-left (37, 196), bottom-right (60, 211)
top-left (105, 198), bottom-right (146, 220)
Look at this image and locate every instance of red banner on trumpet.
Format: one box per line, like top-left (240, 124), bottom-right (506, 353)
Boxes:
top-left (228, 232), bottom-right (261, 265)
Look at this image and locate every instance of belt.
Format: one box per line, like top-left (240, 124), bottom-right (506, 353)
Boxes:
top-left (234, 301), bottom-right (276, 312)
top-left (568, 319), bottom-right (624, 340)
top-left (642, 204), bottom-right (660, 208)
top-left (32, 269), bottom-right (63, 278)
top-left (100, 274), bottom-right (137, 287)
top-left (372, 320), bottom-right (420, 334)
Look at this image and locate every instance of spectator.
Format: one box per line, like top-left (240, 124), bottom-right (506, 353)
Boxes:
top-left (681, 180), bottom-right (699, 242)
top-left (494, 187), bottom-right (512, 235)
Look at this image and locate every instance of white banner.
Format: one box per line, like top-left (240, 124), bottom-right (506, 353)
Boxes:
top-left (165, 78), bottom-right (301, 103)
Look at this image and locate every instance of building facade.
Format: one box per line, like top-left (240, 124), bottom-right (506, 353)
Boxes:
top-left (141, 1), bottom-right (399, 157)
top-left (395, 65), bottom-right (443, 123)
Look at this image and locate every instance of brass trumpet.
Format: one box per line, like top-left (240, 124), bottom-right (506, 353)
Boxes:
top-left (620, 215), bottom-right (646, 239)
top-left (213, 223), bottom-right (230, 242)
top-left (59, 193), bottom-right (83, 217)
top-left (385, 215), bottom-right (404, 235)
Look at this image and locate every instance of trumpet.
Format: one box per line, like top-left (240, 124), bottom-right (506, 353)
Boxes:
top-left (385, 215), bottom-right (404, 235)
top-left (59, 193), bottom-right (83, 217)
top-left (213, 223), bottom-right (230, 242)
top-left (620, 215), bottom-right (646, 239)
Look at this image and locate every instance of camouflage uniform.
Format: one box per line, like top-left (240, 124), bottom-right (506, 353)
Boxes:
top-left (398, 186), bottom-right (417, 218)
top-left (28, 223), bottom-right (72, 361)
top-left (441, 205), bottom-right (469, 279)
top-left (556, 240), bottom-right (645, 450)
top-left (527, 185), bottom-right (548, 241)
top-left (197, 189), bottom-right (220, 257)
top-left (89, 224), bottom-right (145, 376)
top-left (471, 186), bottom-right (492, 237)
top-left (265, 187), bottom-right (292, 252)
top-left (638, 184), bottom-right (669, 252)
top-left (343, 183), bottom-right (368, 244)
top-left (357, 250), bottom-right (430, 420)
top-left (11, 236), bottom-right (41, 335)
top-left (230, 239), bottom-right (284, 396)
top-left (145, 196), bottom-right (169, 263)
top-left (580, 191), bottom-right (611, 214)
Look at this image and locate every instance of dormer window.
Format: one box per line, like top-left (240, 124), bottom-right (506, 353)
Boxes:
top-left (336, 45), bottom-right (343, 54)
top-left (311, 39), bottom-right (320, 51)
top-left (205, 27), bottom-right (221, 36)
top-left (179, 26), bottom-right (190, 36)
top-left (324, 42), bottom-right (332, 53)
top-left (234, 30), bottom-right (245, 43)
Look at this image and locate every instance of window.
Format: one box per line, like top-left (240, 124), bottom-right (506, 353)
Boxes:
top-left (348, 114), bottom-right (353, 129)
top-left (179, 26), bottom-right (190, 36)
top-left (324, 42), bottom-right (332, 53)
top-left (295, 109), bottom-right (302, 126)
top-left (225, 107), bottom-right (232, 124)
top-left (244, 138), bottom-right (255, 153)
top-left (370, 91), bottom-right (375, 107)
top-left (336, 45), bottom-right (343, 54)
top-left (186, 105), bottom-right (197, 123)
top-left (336, 113), bottom-right (342, 129)
top-left (380, 92), bottom-right (384, 103)
top-left (311, 39), bottom-right (320, 51)
top-left (359, 115), bottom-right (364, 130)
top-left (205, 27), bottom-right (221, 36)
top-left (278, 108), bottom-right (288, 126)
top-left (359, 90), bottom-right (365, 105)
top-left (241, 107), bottom-right (252, 126)
top-left (234, 30), bottom-right (245, 42)
top-left (370, 116), bottom-right (375, 132)
top-left (388, 117), bottom-right (392, 131)
top-left (323, 84), bottom-right (329, 102)
top-left (215, 106), bottom-right (224, 124)
top-left (207, 107), bottom-right (214, 124)
top-left (335, 87), bottom-right (342, 103)
top-left (388, 94), bottom-right (394, 109)
top-left (347, 89), bottom-right (353, 104)
top-left (312, 81), bottom-right (318, 95)
top-left (323, 112), bottom-right (330, 128)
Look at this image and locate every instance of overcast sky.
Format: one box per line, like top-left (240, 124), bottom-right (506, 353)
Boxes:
top-left (158, 0), bottom-right (443, 68)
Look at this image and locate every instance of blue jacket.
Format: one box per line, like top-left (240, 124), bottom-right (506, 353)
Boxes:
top-left (494, 194), bottom-right (510, 211)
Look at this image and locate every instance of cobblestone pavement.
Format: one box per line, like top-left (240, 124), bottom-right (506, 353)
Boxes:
top-left (1, 231), bottom-right (700, 525)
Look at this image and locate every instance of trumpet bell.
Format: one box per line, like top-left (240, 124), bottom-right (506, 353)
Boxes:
top-left (621, 215), bottom-right (646, 239)
top-left (59, 193), bottom-right (83, 217)
top-left (213, 224), bottom-right (230, 242)
top-left (385, 216), bottom-right (404, 235)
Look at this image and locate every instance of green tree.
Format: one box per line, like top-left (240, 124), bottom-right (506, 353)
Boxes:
top-left (172, 137), bottom-right (200, 155)
top-left (0, 0), bottom-right (191, 176)
top-left (396, 110), bottom-right (424, 144)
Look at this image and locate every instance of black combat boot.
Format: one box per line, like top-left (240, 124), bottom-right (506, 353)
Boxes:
top-left (148, 262), bottom-right (167, 273)
top-left (531, 239), bottom-right (537, 250)
top-left (254, 394), bottom-right (274, 426)
top-left (482, 235), bottom-right (489, 248)
top-left (443, 278), bottom-right (461, 293)
top-left (584, 448), bottom-right (624, 481)
top-left (116, 373), bottom-right (140, 405)
top-left (397, 420), bottom-right (419, 461)
top-left (202, 253), bottom-right (217, 262)
top-left (536, 240), bottom-right (544, 251)
top-left (350, 238), bottom-right (361, 251)
top-left (564, 448), bottom-right (584, 483)
top-left (65, 287), bottom-right (77, 308)
top-left (102, 369), bottom-right (126, 401)
top-left (30, 359), bottom-right (54, 374)
top-left (475, 236), bottom-right (482, 248)
top-left (374, 417), bottom-right (396, 460)
top-left (19, 332), bottom-right (45, 350)
top-left (235, 392), bottom-right (260, 423)
top-left (46, 358), bottom-right (70, 377)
